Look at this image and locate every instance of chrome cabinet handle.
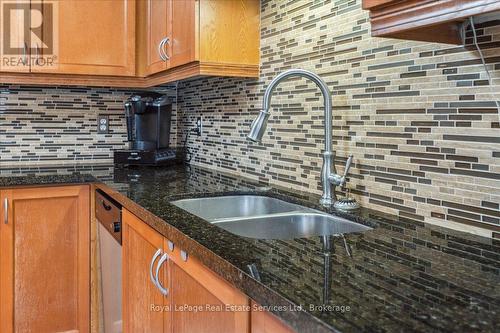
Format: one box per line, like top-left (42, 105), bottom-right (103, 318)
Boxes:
top-left (3, 198), bottom-right (7, 224)
top-left (157, 38), bottom-right (164, 60)
top-left (158, 37), bottom-right (167, 61)
top-left (149, 249), bottom-right (162, 289)
top-left (162, 37), bottom-right (170, 61)
top-left (155, 253), bottom-right (169, 296)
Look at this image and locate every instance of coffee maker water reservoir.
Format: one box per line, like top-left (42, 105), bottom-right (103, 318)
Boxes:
top-left (114, 93), bottom-right (178, 166)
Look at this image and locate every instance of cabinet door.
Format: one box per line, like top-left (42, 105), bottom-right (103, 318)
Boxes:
top-left (123, 209), bottom-right (171, 333)
top-left (251, 301), bottom-right (296, 333)
top-left (0, 0), bottom-right (30, 72)
top-left (33, 0), bottom-right (135, 75)
top-left (170, 249), bottom-right (250, 333)
top-left (137, 0), bottom-right (169, 76)
top-left (198, 0), bottom-right (260, 65)
top-left (0, 185), bottom-right (90, 333)
top-left (168, 0), bottom-right (197, 68)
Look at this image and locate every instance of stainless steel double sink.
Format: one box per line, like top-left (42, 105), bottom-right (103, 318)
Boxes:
top-left (171, 195), bottom-right (371, 240)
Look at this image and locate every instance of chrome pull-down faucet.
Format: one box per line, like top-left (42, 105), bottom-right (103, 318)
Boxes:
top-left (247, 69), bottom-right (352, 207)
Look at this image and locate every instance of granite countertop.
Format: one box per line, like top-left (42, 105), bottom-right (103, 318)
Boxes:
top-left (1, 163), bottom-right (499, 333)
top-left (0, 163), bottom-right (99, 187)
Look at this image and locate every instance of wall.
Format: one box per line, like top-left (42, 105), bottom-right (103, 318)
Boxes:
top-left (0, 85), bottom-right (177, 166)
top-left (177, 0), bottom-right (500, 235)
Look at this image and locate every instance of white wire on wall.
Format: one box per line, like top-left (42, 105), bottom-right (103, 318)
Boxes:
top-left (468, 16), bottom-right (500, 122)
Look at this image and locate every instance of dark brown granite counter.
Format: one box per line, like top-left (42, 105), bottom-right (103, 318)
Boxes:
top-left (1, 163), bottom-right (499, 333)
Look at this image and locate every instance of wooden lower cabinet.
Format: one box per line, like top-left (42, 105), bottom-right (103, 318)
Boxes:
top-left (170, 250), bottom-right (250, 333)
top-left (122, 209), bottom-right (169, 333)
top-left (0, 187), bottom-right (297, 333)
top-left (251, 301), bottom-right (296, 333)
top-left (0, 185), bottom-right (90, 333)
top-left (122, 209), bottom-right (299, 333)
top-left (123, 208), bottom-right (250, 333)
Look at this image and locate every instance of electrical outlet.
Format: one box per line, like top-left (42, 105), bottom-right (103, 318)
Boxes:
top-left (97, 115), bottom-right (109, 134)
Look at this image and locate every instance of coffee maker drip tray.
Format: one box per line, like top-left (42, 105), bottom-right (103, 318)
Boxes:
top-left (114, 148), bottom-right (179, 166)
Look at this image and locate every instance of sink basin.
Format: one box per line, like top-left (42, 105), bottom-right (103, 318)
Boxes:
top-left (213, 213), bottom-right (371, 239)
top-left (171, 195), bottom-right (371, 239)
top-left (171, 195), bottom-right (312, 221)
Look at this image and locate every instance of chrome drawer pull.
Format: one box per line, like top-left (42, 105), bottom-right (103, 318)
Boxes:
top-left (155, 253), bottom-right (169, 296)
top-left (3, 198), bottom-right (7, 224)
top-left (149, 249), bottom-right (162, 288)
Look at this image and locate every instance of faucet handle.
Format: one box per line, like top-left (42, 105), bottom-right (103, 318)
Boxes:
top-left (342, 154), bottom-right (353, 179)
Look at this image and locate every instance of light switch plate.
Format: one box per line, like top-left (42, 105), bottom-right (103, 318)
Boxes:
top-left (97, 115), bottom-right (109, 134)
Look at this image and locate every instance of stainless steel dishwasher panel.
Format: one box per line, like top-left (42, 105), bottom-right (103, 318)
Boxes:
top-left (95, 190), bottom-right (122, 333)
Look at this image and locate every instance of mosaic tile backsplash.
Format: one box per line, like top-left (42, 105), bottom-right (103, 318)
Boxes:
top-left (0, 0), bottom-right (499, 236)
top-left (177, 0), bottom-right (500, 235)
top-left (0, 85), bottom-right (177, 165)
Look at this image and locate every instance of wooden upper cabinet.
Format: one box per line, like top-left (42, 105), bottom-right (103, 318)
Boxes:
top-left (33, 0), bottom-right (136, 75)
top-left (0, 185), bottom-right (90, 333)
top-left (137, 0), bottom-right (197, 76)
top-left (169, 0), bottom-right (197, 68)
top-left (136, 0), bottom-right (169, 76)
top-left (138, 0), bottom-right (260, 79)
top-left (122, 209), bottom-right (169, 333)
top-left (363, 0), bottom-right (500, 44)
top-left (0, 0), bottom-right (30, 72)
top-left (1, 0), bottom-right (259, 86)
top-left (199, 0), bottom-right (260, 66)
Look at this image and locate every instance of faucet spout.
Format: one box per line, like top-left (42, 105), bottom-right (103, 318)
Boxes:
top-left (247, 110), bottom-right (270, 142)
top-left (247, 69), bottom-right (347, 206)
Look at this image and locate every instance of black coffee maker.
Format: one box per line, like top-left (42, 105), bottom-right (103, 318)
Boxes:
top-left (114, 93), bottom-right (178, 166)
